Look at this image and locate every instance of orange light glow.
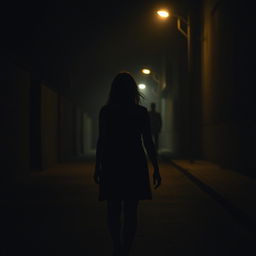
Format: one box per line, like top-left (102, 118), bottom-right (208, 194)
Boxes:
top-left (157, 10), bottom-right (170, 18)
top-left (142, 69), bottom-right (151, 75)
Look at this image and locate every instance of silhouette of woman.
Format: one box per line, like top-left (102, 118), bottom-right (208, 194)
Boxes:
top-left (94, 72), bottom-right (161, 256)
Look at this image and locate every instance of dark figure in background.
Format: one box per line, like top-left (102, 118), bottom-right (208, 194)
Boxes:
top-left (149, 102), bottom-right (162, 154)
top-left (94, 72), bottom-right (161, 256)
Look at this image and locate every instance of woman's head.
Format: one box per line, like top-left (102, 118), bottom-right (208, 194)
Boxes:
top-left (107, 72), bottom-right (142, 105)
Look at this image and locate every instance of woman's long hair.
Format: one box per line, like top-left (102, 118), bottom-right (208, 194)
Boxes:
top-left (107, 72), bottom-right (143, 105)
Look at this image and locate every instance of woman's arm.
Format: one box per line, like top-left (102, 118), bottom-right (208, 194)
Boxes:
top-left (142, 108), bottom-right (161, 188)
top-left (94, 108), bottom-right (105, 184)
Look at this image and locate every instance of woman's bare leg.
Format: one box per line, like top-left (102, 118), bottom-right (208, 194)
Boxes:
top-left (107, 200), bottom-right (122, 256)
top-left (122, 200), bottom-right (139, 255)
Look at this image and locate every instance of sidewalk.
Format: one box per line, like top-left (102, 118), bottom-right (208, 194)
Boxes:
top-left (172, 160), bottom-right (256, 233)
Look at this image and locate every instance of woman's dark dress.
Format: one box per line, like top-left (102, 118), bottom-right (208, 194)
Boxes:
top-left (96, 104), bottom-right (156, 201)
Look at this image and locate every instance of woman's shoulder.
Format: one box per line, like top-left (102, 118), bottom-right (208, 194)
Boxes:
top-left (100, 105), bottom-right (108, 111)
top-left (99, 105), bottom-right (109, 117)
top-left (100, 104), bottom-right (148, 114)
top-left (99, 104), bottom-right (120, 115)
top-left (136, 105), bottom-right (148, 114)
top-left (137, 105), bottom-right (147, 110)
top-left (100, 104), bottom-right (119, 112)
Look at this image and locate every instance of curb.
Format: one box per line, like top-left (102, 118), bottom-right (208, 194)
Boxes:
top-left (170, 160), bottom-right (256, 237)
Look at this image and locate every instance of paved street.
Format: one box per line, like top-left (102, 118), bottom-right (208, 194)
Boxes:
top-left (1, 161), bottom-right (255, 256)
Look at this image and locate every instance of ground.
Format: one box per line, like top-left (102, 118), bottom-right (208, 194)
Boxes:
top-left (1, 161), bottom-right (255, 256)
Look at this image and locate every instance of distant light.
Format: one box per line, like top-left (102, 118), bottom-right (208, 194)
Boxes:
top-left (157, 10), bottom-right (170, 18)
top-left (138, 84), bottom-right (146, 90)
top-left (142, 69), bottom-right (151, 75)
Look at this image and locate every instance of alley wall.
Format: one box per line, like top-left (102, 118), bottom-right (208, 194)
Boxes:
top-left (200, 0), bottom-right (256, 171)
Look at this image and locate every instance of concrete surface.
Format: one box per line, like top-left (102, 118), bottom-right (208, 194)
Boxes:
top-left (1, 161), bottom-right (255, 256)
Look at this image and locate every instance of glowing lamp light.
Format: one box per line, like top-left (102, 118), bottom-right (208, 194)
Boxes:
top-left (142, 68), bottom-right (151, 75)
top-left (138, 84), bottom-right (146, 90)
top-left (157, 10), bottom-right (170, 18)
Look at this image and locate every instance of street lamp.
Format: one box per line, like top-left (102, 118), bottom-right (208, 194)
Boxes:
top-left (156, 8), bottom-right (191, 68)
top-left (142, 68), bottom-right (151, 75)
top-left (157, 10), bottom-right (170, 18)
top-left (156, 8), bottom-right (194, 161)
top-left (138, 83), bottom-right (146, 90)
